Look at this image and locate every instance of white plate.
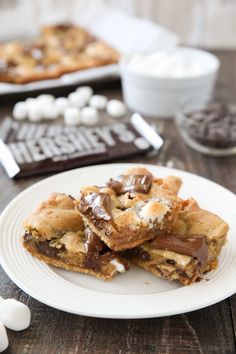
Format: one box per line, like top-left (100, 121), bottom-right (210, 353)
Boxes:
top-left (0, 64), bottom-right (119, 95)
top-left (0, 163), bottom-right (236, 319)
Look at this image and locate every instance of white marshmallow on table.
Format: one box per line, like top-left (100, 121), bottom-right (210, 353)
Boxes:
top-left (0, 299), bottom-right (31, 331)
top-left (89, 95), bottom-right (107, 110)
top-left (106, 99), bottom-right (126, 117)
top-left (12, 101), bottom-right (27, 121)
top-left (54, 97), bottom-right (69, 115)
top-left (76, 86), bottom-right (93, 102)
top-left (68, 92), bottom-right (87, 108)
top-left (134, 137), bottom-right (150, 150)
top-left (0, 321), bottom-right (8, 352)
top-left (81, 107), bottom-right (99, 126)
top-left (25, 98), bottom-right (35, 106)
top-left (37, 94), bottom-right (55, 105)
top-left (64, 107), bottom-right (81, 126)
top-left (26, 99), bottom-right (43, 122)
top-left (41, 103), bottom-right (58, 120)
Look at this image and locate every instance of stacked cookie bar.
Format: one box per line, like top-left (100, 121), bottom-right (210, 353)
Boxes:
top-left (23, 167), bottom-right (228, 285)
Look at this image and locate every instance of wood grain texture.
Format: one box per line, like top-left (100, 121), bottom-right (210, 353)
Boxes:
top-left (0, 50), bottom-right (236, 354)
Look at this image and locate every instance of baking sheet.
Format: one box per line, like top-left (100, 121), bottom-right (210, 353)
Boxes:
top-left (0, 64), bottom-right (119, 94)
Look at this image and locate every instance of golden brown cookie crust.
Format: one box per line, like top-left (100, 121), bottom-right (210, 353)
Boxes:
top-left (23, 240), bottom-right (115, 281)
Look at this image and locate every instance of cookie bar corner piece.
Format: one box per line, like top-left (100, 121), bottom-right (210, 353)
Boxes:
top-left (126, 199), bottom-right (229, 285)
top-left (22, 192), bottom-right (128, 281)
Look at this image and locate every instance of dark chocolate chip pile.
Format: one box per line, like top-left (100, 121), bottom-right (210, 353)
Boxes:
top-left (182, 102), bottom-right (236, 148)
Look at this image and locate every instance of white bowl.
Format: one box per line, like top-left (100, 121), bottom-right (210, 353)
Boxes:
top-left (120, 47), bottom-right (220, 118)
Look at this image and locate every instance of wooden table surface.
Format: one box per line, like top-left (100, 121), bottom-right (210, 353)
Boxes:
top-left (0, 50), bottom-right (236, 354)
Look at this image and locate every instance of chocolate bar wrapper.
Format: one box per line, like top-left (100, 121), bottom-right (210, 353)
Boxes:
top-left (0, 114), bottom-right (163, 178)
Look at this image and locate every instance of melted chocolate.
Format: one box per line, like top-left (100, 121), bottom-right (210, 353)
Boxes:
top-left (84, 227), bottom-right (104, 254)
top-left (80, 193), bottom-right (112, 221)
top-left (123, 247), bottom-right (150, 261)
top-left (151, 234), bottom-right (208, 266)
top-left (24, 230), bottom-right (122, 273)
top-left (108, 174), bottom-right (153, 194)
top-left (84, 252), bottom-right (115, 272)
top-left (36, 241), bottom-right (60, 258)
top-left (83, 227), bottom-right (113, 272)
top-left (55, 24), bottom-right (73, 31)
top-left (83, 255), bottom-right (101, 272)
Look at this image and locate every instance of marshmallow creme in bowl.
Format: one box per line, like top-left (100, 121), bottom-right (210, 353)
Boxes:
top-left (120, 47), bottom-right (220, 118)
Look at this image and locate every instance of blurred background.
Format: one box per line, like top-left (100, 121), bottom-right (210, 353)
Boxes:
top-left (1, 0), bottom-right (236, 48)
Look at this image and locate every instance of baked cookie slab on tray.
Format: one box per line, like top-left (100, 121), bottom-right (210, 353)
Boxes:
top-left (75, 167), bottom-right (183, 251)
top-left (23, 193), bottom-right (128, 280)
top-left (0, 24), bottom-right (119, 84)
top-left (124, 198), bottom-right (229, 285)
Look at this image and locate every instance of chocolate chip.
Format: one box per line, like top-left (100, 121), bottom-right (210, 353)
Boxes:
top-left (182, 102), bottom-right (236, 149)
top-left (166, 259), bottom-right (176, 265)
top-left (37, 241), bottom-right (60, 258)
top-left (123, 247), bottom-right (150, 261)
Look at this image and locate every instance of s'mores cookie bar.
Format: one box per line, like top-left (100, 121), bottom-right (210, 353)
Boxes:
top-left (0, 24), bottom-right (119, 84)
top-left (125, 199), bottom-right (228, 285)
top-left (23, 193), bottom-right (128, 280)
top-left (76, 167), bottom-right (182, 251)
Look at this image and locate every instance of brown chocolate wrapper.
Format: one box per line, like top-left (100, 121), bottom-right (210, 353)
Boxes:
top-left (0, 115), bottom-right (163, 178)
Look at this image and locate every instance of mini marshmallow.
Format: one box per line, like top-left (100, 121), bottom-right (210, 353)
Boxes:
top-left (64, 107), bottom-right (81, 126)
top-left (110, 259), bottom-right (126, 273)
top-left (25, 98), bottom-right (35, 106)
top-left (134, 137), bottom-right (150, 150)
top-left (0, 299), bottom-right (31, 331)
top-left (37, 94), bottom-right (55, 105)
top-left (42, 104), bottom-right (58, 120)
top-left (68, 92), bottom-right (87, 108)
top-left (139, 200), bottom-right (170, 224)
top-left (76, 86), bottom-right (93, 102)
top-left (0, 321), bottom-right (8, 352)
top-left (81, 107), bottom-right (99, 126)
top-left (55, 97), bottom-right (69, 115)
top-left (12, 101), bottom-right (27, 121)
top-left (89, 95), bottom-right (107, 110)
top-left (106, 99), bottom-right (126, 117)
top-left (27, 101), bottom-right (43, 122)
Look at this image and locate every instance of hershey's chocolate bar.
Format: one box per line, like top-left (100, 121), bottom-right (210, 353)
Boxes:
top-left (0, 115), bottom-right (163, 178)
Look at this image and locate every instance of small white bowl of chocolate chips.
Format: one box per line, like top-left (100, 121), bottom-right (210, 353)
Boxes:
top-left (175, 102), bottom-right (236, 156)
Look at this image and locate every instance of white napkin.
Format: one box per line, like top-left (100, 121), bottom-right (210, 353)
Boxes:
top-left (73, 2), bottom-right (179, 55)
